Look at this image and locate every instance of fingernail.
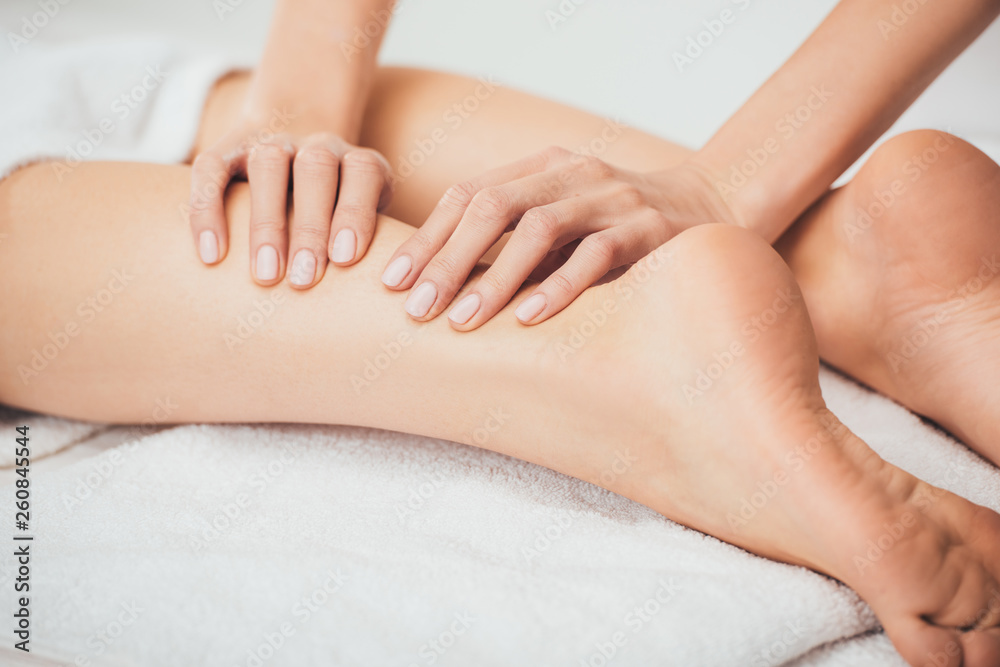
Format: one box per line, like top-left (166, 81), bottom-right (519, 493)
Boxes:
top-left (515, 293), bottom-right (547, 323)
top-left (448, 293), bottom-right (481, 325)
top-left (331, 229), bottom-right (357, 264)
top-left (289, 249), bottom-right (316, 286)
top-left (256, 245), bottom-right (279, 281)
top-left (381, 255), bottom-right (412, 288)
top-left (199, 231), bottom-right (218, 264)
top-left (405, 282), bottom-right (437, 318)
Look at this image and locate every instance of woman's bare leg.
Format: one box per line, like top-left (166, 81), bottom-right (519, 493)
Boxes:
top-left (2, 158), bottom-right (1000, 665)
top-left (198, 67), bottom-right (1000, 465)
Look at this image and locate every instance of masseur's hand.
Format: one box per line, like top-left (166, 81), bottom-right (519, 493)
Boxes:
top-left (188, 123), bottom-right (392, 287)
top-left (381, 146), bottom-right (735, 328)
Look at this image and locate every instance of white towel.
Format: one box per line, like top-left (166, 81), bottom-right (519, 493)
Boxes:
top-left (0, 37), bottom-right (238, 181)
top-left (2, 365), bottom-right (996, 667)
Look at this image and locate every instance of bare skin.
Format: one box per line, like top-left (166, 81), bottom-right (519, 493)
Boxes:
top-left (2, 68), bottom-right (1000, 665)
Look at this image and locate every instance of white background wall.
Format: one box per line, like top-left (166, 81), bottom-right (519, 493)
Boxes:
top-left (4, 0), bottom-right (1000, 167)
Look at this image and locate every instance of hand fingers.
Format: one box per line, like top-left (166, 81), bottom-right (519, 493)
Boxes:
top-left (447, 196), bottom-right (603, 330)
top-left (516, 224), bottom-right (653, 325)
top-left (381, 150), bottom-right (555, 293)
top-left (246, 138), bottom-right (295, 285)
top-left (400, 169), bottom-right (571, 321)
top-left (189, 151), bottom-right (238, 264)
top-left (288, 141), bottom-right (340, 288)
top-left (329, 149), bottom-right (392, 267)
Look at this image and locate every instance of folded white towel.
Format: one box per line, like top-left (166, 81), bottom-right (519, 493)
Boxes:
top-left (0, 37), bottom-right (238, 181)
top-left (2, 366), bottom-right (996, 666)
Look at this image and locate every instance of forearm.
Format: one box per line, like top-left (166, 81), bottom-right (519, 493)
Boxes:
top-left (688, 0), bottom-right (1000, 241)
top-left (244, 0), bottom-right (397, 140)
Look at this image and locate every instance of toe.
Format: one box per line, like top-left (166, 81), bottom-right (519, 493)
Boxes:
top-left (882, 614), bottom-right (963, 667)
top-left (961, 627), bottom-right (1000, 666)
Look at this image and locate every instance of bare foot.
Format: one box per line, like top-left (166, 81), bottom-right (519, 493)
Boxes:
top-left (557, 224), bottom-right (1000, 666)
top-left (778, 130), bottom-right (1000, 463)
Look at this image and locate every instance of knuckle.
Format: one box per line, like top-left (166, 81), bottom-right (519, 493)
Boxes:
top-left (579, 155), bottom-right (613, 179)
top-left (192, 153), bottom-right (224, 176)
top-left (249, 143), bottom-right (290, 170)
top-left (343, 149), bottom-right (386, 174)
top-left (405, 231), bottom-right (439, 257)
top-left (188, 196), bottom-right (215, 216)
top-left (334, 201), bottom-right (373, 222)
top-left (542, 145), bottom-right (570, 162)
top-left (250, 218), bottom-right (286, 235)
top-left (641, 208), bottom-right (670, 231)
top-left (292, 225), bottom-right (329, 248)
top-left (519, 207), bottom-right (561, 243)
top-left (309, 131), bottom-right (339, 145)
top-left (468, 188), bottom-right (512, 221)
top-left (614, 183), bottom-right (645, 208)
top-left (477, 269), bottom-right (512, 296)
top-left (426, 253), bottom-right (464, 283)
top-left (440, 182), bottom-right (479, 210)
top-left (295, 145), bottom-right (339, 171)
top-left (547, 270), bottom-right (577, 296)
top-left (580, 234), bottom-right (618, 265)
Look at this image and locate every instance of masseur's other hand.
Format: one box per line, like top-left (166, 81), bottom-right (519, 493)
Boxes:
top-left (188, 122), bottom-right (393, 288)
top-left (381, 146), bottom-right (734, 329)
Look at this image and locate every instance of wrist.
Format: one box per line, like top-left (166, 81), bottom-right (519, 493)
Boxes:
top-left (241, 70), bottom-right (374, 143)
top-left (647, 161), bottom-right (745, 235)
